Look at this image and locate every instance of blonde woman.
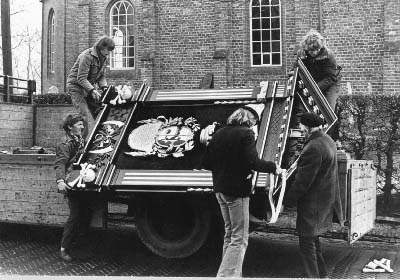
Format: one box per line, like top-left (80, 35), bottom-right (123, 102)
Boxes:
top-left (294, 29), bottom-right (342, 110)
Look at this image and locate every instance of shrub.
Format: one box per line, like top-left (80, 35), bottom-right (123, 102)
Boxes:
top-left (337, 94), bottom-right (400, 215)
top-left (9, 95), bottom-right (29, 103)
top-left (33, 93), bottom-right (72, 105)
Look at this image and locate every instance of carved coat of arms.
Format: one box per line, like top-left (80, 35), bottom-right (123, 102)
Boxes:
top-left (127, 116), bottom-right (200, 158)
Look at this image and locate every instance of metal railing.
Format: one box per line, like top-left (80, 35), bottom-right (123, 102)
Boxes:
top-left (0, 74), bottom-right (36, 104)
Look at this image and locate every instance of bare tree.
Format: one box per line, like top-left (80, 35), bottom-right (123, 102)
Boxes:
top-left (338, 95), bottom-right (372, 160)
top-left (339, 94), bottom-right (400, 215)
top-left (370, 94), bottom-right (400, 214)
top-left (1, 1), bottom-right (42, 95)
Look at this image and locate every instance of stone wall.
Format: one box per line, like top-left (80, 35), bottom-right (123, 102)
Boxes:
top-left (0, 104), bottom-right (105, 227)
top-left (0, 103), bottom-right (75, 151)
top-left (35, 105), bottom-right (76, 149)
top-left (0, 154), bottom-right (68, 226)
top-left (0, 103), bottom-right (33, 151)
top-left (0, 154), bottom-right (106, 227)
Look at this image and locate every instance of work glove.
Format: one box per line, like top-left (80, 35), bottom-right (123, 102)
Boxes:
top-left (91, 89), bottom-right (102, 102)
top-left (57, 180), bottom-right (71, 194)
top-left (101, 86), bottom-right (108, 94)
top-left (275, 163), bottom-right (283, 176)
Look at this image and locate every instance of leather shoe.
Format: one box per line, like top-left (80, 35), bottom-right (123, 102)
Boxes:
top-left (60, 250), bottom-right (73, 262)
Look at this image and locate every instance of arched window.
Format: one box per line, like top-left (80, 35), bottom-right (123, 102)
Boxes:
top-left (48, 9), bottom-right (55, 74)
top-left (109, 0), bottom-right (135, 69)
top-left (250, 0), bottom-right (282, 66)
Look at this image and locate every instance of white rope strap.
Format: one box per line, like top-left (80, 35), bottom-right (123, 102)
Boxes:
top-left (268, 169), bottom-right (287, 224)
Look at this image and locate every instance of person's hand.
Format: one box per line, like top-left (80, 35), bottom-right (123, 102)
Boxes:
top-left (57, 180), bottom-right (71, 194)
top-left (91, 89), bottom-right (102, 101)
top-left (275, 164), bottom-right (283, 176)
top-left (101, 86), bottom-right (108, 96)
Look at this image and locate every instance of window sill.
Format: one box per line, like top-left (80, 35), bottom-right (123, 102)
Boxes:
top-left (107, 68), bottom-right (136, 79)
top-left (248, 65), bottom-right (284, 74)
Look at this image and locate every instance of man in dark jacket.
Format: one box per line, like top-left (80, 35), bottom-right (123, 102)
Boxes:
top-left (203, 105), bottom-right (282, 277)
top-left (284, 112), bottom-right (343, 278)
top-left (55, 113), bottom-right (92, 262)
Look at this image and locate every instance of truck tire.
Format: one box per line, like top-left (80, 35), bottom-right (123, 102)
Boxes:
top-left (135, 194), bottom-right (212, 258)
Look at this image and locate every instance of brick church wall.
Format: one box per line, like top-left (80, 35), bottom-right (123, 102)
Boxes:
top-left (41, 0), bottom-right (399, 95)
top-left (41, 0), bottom-right (66, 94)
top-left (323, 0), bottom-right (385, 95)
top-left (382, 0), bottom-right (400, 95)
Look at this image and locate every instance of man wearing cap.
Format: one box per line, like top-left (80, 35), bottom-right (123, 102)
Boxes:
top-left (284, 112), bottom-right (343, 278)
top-left (54, 113), bottom-right (93, 262)
top-left (203, 105), bottom-right (282, 278)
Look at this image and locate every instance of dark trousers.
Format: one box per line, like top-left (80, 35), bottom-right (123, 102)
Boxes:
top-left (324, 82), bottom-right (340, 141)
top-left (298, 235), bottom-right (328, 278)
top-left (60, 193), bottom-right (93, 250)
top-left (68, 84), bottom-right (101, 139)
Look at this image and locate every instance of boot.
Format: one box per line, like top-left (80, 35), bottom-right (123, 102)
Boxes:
top-left (60, 250), bottom-right (73, 262)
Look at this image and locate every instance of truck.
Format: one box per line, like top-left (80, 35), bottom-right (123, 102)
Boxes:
top-left (0, 60), bottom-right (376, 258)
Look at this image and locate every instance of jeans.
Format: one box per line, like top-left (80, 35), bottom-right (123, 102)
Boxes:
top-left (215, 192), bottom-right (249, 278)
top-left (60, 193), bottom-right (93, 250)
top-left (323, 82), bottom-right (340, 112)
top-left (298, 235), bottom-right (328, 278)
top-left (324, 82), bottom-right (340, 141)
top-left (68, 84), bottom-right (100, 139)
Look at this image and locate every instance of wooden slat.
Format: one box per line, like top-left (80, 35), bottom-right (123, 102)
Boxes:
top-left (149, 88), bottom-right (258, 101)
top-left (114, 170), bottom-right (213, 187)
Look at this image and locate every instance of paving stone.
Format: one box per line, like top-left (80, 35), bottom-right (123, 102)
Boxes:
top-left (1, 222), bottom-right (400, 277)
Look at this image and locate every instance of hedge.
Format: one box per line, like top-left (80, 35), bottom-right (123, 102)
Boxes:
top-left (34, 93), bottom-right (72, 104)
top-left (337, 93), bottom-right (400, 214)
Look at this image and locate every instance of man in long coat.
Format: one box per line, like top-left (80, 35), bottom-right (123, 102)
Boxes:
top-left (284, 112), bottom-right (343, 278)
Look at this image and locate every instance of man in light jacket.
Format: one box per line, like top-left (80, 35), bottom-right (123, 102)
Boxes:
top-left (67, 36), bottom-right (115, 138)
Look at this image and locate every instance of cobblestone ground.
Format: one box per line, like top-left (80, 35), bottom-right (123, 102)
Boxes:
top-left (1, 222), bottom-right (400, 278)
top-left (0, 223), bottom-right (220, 277)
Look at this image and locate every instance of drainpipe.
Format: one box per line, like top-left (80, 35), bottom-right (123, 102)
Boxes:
top-left (64, 0), bottom-right (67, 93)
top-left (32, 104), bottom-right (37, 147)
top-left (318, 0), bottom-right (323, 33)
